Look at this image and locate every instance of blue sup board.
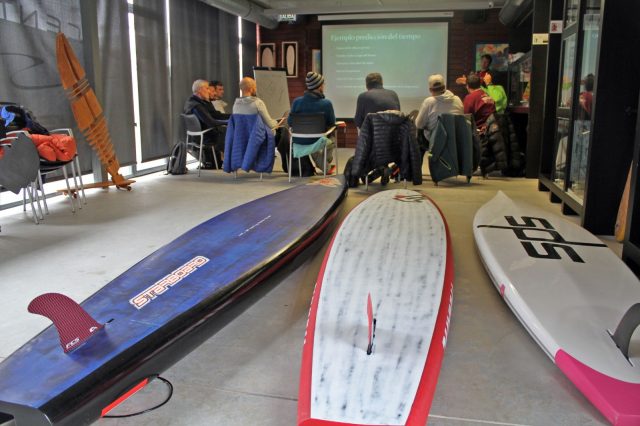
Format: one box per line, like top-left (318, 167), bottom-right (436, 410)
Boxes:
top-left (0, 176), bottom-right (346, 426)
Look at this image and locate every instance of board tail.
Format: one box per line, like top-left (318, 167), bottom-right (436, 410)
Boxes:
top-left (556, 350), bottom-right (640, 426)
top-left (28, 293), bottom-right (104, 353)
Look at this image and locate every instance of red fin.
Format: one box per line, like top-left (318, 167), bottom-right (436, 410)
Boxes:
top-left (28, 293), bottom-right (103, 353)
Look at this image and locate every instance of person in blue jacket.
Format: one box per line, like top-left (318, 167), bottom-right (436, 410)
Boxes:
top-left (288, 72), bottom-right (337, 174)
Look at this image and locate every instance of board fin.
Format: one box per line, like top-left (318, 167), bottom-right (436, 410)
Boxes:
top-left (28, 293), bottom-right (104, 353)
top-left (609, 302), bottom-right (640, 360)
top-left (366, 293), bottom-right (376, 355)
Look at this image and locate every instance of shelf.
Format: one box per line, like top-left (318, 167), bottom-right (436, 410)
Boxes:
top-left (538, 175), bottom-right (584, 216)
top-left (508, 105), bottom-right (529, 114)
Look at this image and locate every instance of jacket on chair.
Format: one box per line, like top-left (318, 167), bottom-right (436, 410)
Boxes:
top-left (223, 114), bottom-right (275, 173)
top-left (352, 111), bottom-right (422, 185)
top-left (429, 113), bottom-right (478, 183)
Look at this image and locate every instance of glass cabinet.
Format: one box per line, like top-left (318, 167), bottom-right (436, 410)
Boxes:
top-left (544, 0), bottom-right (601, 209)
top-left (568, 3), bottom-right (600, 199)
top-left (507, 52), bottom-right (531, 109)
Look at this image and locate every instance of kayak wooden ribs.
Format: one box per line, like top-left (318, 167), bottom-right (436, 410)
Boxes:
top-left (55, 32), bottom-right (132, 190)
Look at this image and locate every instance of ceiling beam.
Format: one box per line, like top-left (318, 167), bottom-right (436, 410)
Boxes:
top-left (263, 1), bottom-right (505, 16)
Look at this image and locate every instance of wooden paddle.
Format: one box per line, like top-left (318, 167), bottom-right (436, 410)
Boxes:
top-left (615, 166), bottom-right (632, 241)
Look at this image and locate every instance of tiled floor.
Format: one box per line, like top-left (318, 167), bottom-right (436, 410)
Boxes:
top-left (0, 149), bottom-right (613, 425)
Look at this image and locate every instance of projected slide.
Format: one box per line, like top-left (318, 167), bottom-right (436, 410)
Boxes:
top-left (323, 23), bottom-right (448, 118)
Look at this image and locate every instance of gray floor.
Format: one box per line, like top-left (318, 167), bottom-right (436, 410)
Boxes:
top-left (0, 149), bottom-right (615, 425)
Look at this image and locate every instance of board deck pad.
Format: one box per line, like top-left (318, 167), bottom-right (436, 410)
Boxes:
top-left (0, 177), bottom-right (346, 426)
top-left (473, 191), bottom-right (640, 426)
top-left (299, 189), bottom-right (454, 426)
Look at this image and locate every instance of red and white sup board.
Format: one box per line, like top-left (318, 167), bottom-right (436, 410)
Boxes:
top-left (299, 189), bottom-right (454, 426)
top-left (474, 191), bottom-right (640, 425)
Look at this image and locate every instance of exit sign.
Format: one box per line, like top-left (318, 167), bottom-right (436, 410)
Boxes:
top-left (278, 14), bottom-right (297, 22)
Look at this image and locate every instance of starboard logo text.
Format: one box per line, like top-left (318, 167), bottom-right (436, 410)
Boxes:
top-left (477, 216), bottom-right (607, 263)
top-left (130, 256), bottom-right (209, 309)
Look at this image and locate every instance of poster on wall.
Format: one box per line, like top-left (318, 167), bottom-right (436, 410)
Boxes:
top-left (475, 42), bottom-right (509, 72)
top-left (282, 41), bottom-right (298, 78)
top-left (258, 43), bottom-right (276, 68)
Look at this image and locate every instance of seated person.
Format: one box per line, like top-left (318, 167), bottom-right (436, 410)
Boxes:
top-left (210, 80), bottom-right (228, 114)
top-left (354, 72), bottom-right (401, 130)
top-left (183, 79), bottom-right (229, 168)
top-left (231, 77), bottom-right (285, 132)
top-left (288, 72), bottom-right (337, 174)
top-left (415, 74), bottom-right (464, 145)
top-left (482, 72), bottom-right (507, 114)
top-left (465, 74), bottom-right (509, 176)
top-left (231, 77), bottom-right (292, 173)
top-left (464, 73), bottom-right (496, 132)
top-left (354, 72), bottom-right (402, 184)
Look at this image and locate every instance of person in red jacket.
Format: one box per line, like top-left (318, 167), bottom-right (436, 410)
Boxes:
top-left (463, 73), bottom-right (496, 132)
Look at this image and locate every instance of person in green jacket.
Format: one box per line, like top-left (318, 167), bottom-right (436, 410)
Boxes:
top-left (482, 72), bottom-right (507, 113)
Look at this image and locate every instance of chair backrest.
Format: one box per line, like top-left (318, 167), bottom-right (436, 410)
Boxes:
top-left (181, 113), bottom-right (202, 133)
top-left (0, 133), bottom-right (40, 194)
top-left (289, 113), bottom-right (326, 135)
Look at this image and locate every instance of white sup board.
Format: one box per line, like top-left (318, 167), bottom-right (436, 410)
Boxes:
top-left (299, 189), bottom-right (454, 426)
top-left (474, 191), bottom-right (640, 425)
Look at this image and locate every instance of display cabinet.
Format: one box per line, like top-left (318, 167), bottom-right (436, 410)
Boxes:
top-left (538, 0), bottom-right (640, 240)
top-left (539, 0), bottom-right (599, 215)
top-left (507, 51), bottom-right (531, 112)
top-left (622, 96), bottom-right (640, 274)
top-left (538, 0), bottom-right (598, 216)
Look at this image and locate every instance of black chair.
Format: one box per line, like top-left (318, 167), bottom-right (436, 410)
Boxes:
top-left (352, 111), bottom-right (420, 190)
top-left (181, 113), bottom-right (227, 177)
top-left (6, 130), bottom-right (80, 213)
top-left (287, 113), bottom-right (337, 182)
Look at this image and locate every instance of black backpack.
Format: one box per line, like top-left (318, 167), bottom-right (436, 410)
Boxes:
top-left (343, 156), bottom-right (360, 188)
top-left (166, 141), bottom-right (187, 175)
top-left (4, 105), bottom-right (49, 135)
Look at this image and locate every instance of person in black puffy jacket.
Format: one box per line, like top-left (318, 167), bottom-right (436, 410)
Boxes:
top-left (479, 113), bottom-right (508, 176)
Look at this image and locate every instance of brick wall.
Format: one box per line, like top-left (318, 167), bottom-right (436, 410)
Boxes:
top-left (260, 11), bottom-right (510, 147)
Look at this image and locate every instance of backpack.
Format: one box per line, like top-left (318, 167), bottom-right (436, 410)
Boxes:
top-left (343, 156), bottom-right (360, 188)
top-left (166, 141), bottom-right (187, 175)
top-left (4, 105), bottom-right (49, 135)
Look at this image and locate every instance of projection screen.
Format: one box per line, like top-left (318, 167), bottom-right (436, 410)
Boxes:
top-left (322, 22), bottom-right (449, 118)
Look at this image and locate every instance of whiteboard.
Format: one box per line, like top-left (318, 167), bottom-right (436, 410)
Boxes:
top-left (253, 68), bottom-right (290, 119)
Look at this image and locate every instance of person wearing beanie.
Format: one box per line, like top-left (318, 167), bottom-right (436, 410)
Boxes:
top-left (287, 72), bottom-right (337, 174)
top-left (415, 73), bottom-right (463, 143)
top-left (354, 72), bottom-right (401, 129)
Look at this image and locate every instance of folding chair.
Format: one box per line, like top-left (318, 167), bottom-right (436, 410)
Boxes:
top-left (0, 133), bottom-right (44, 224)
top-left (49, 128), bottom-right (86, 207)
top-left (287, 113), bottom-right (337, 183)
top-left (181, 113), bottom-right (227, 177)
top-left (6, 130), bottom-right (79, 213)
